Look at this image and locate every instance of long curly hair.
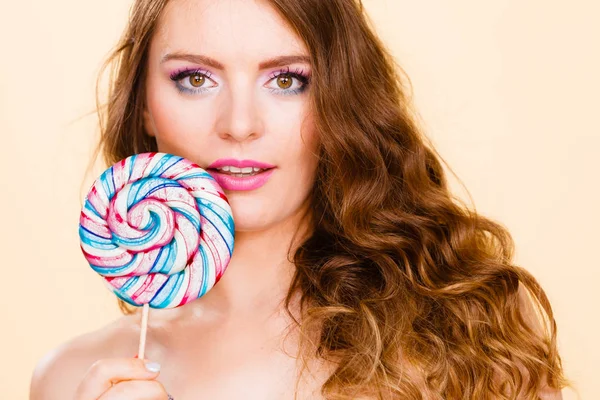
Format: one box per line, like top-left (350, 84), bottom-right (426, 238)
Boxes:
top-left (94, 0), bottom-right (568, 398)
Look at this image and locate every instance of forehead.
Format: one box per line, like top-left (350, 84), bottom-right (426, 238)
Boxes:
top-left (152, 0), bottom-right (308, 64)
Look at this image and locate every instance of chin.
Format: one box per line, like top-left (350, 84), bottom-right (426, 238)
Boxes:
top-left (224, 191), bottom-right (309, 234)
top-left (227, 202), bottom-right (277, 232)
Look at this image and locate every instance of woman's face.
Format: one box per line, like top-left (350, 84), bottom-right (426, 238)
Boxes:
top-left (143, 0), bottom-right (318, 233)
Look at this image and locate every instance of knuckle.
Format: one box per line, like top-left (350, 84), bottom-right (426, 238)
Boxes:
top-left (116, 380), bottom-right (166, 399)
top-left (147, 379), bottom-right (167, 396)
top-left (88, 359), bottom-right (109, 380)
top-left (128, 357), bottom-right (145, 371)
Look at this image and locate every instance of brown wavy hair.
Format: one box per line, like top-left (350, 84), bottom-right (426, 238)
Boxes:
top-left (94, 0), bottom-right (568, 398)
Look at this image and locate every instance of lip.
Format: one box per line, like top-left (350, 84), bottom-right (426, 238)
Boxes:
top-left (207, 168), bottom-right (275, 191)
top-left (208, 158), bottom-right (276, 169)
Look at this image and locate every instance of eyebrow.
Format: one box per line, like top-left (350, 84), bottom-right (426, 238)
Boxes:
top-left (160, 52), bottom-right (311, 70)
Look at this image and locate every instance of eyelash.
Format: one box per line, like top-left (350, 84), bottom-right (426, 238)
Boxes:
top-left (168, 66), bottom-right (310, 96)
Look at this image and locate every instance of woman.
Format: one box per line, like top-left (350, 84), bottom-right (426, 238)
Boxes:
top-left (30, 0), bottom-right (568, 398)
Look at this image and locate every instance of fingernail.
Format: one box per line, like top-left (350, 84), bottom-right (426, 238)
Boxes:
top-left (145, 361), bottom-right (161, 372)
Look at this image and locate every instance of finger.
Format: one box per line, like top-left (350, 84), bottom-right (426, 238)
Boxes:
top-left (97, 379), bottom-right (169, 400)
top-left (74, 358), bottom-right (161, 400)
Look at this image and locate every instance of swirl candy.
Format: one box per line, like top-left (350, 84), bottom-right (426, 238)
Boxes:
top-left (79, 152), bottom-right (235, 309)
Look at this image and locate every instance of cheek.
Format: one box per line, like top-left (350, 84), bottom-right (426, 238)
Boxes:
top-left (297, 117), bottom-right (320, 175)
top-left (286, 125), bottom-right (320, 192)
top-left (146, 86), bottom-right (216, 155)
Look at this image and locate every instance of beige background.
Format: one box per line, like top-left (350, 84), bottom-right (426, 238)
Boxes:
top-left (1, 0), bottom-right (597, 398)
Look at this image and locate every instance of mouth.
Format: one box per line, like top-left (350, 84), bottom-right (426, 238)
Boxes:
top-left (206, 166), bottom-right (276, 191)
top-left (207, 166), bottom-right (274, 178)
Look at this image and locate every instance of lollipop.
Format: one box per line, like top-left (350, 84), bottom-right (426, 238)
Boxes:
top-left (79, 152), bottom-right (235, 355)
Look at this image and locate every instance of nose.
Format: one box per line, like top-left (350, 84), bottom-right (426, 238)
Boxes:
top-left (215, 83), bottom-right (264, 143)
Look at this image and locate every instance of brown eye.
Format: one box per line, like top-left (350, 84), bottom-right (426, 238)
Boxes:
top-left (276, 74), bottom-right (293, 89)
top-left (189, 74), bottom-right (205, 87)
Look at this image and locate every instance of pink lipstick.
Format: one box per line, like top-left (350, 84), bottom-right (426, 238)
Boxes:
top-left (207, 159), bottom-right (276, 191)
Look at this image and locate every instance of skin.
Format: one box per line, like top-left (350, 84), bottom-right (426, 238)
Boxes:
top-left (31, 0), bottom-right (327, 399)
top-left (29, 0), bottom-right (565, 398)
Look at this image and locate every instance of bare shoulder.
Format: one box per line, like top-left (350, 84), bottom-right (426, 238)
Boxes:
top-left (30, 312), bottom-right (141, 400)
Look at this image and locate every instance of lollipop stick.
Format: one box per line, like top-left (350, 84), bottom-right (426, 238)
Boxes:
top-left (138, 303), bottom-right (150, 360)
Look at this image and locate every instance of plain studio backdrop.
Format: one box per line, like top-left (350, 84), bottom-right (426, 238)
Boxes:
top-left (0, 0), bottom-right (598, 398)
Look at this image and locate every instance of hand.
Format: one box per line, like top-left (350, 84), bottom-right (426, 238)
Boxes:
top-left (74, 358), bottom-right (170, 399)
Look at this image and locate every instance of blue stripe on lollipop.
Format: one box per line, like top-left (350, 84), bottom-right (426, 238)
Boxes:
top-left (83, 200), bottom-right (103, 220)
top-left (79, 225), bottom-right (115, 249)
top-left (198, 199), bottom-right (235, 254)
top-left (150, 154), bottom-right (183, 176)
top-left (151, 271), bottom-right (184, 308)
top-left (198, 244), bottom-right (209, 298)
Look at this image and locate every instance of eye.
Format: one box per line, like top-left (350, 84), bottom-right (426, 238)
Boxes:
top-left (189, 73), bottom-right (206, 87)
top-left (275, 75), bottom-right (293, 89)
top-left (266, 68), bottom-right (310, 95)
top-left (170, 68), bottom-right (217, 94)
top-left (178, 72), bottom-right (217, 92)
